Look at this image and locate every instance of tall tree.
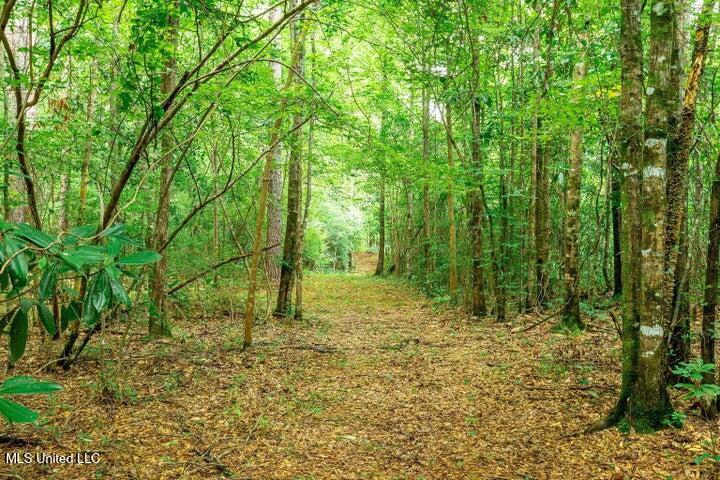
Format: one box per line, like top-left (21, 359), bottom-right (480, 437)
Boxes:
top-left (561, 29), bottom-right (587, 331)
top-left (266, 5), bottom-right (284, 284)
top-left (149, 4), bottom-right (178, 337)
top-left (275, 12), bottom-right (307, 317)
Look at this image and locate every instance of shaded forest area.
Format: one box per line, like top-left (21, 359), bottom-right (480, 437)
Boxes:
top-left (0, 0), bottom-right (719, 478)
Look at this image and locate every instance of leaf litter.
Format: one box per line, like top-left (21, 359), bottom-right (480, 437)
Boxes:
top-left (0, 253), bottom-right (718, 479)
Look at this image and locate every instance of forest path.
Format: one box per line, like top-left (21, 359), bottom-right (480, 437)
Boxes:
top-left (4, 255), bottom-right (712, 479)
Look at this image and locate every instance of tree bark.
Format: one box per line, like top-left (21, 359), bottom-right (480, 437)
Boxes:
top-left (149, 7), bottom-right (178, 337)
top-left (374, 177), bottom-right (386, 276)
top-left (701, 150), bottom-right (720, 419)
top-left (591, 0), bottom-right (646, 433)
top-left (636, 0), bottom-right (676, 431)
top-left (295, 118), bottom-right (313, 320)
top-left (422, 85), bottom-right (432, 284)
top-left (561, 32), bottom-right (587, 331)
top-left (265, 5), bottom-right (284, 284)
top-left (275, 14), bottom-right (306, 317)
top-left (469, 96), bottom-right (487, 317)
top-left (610, 146), bottom-right (623, 297)
top-left (666, 0), bottom-right (715, 371)
top-left (446, 102), bottom-right (457, 296)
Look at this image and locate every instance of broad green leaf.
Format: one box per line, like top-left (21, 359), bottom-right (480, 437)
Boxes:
top-left (64, 225), bottom-right (96, 245)
top-left (107, 237), bottom-right (124, 258)
top-left (109, 275), bottom-right (131, 307)
top-left (8, 308), bottom-right (28, 363)
top-left (61, 301), bottom-right (82, 332)
top-left (91, 272), bottom-right (111, 312)
top-left (117, 250), bottom-right (161, 266)
top-left (98, 223), bottom-right (126, 239)
top-left (69, 245), bottom-right (106, 265)
top-left (0, 376), bottom-right (62, 395)
top-left (36, 303), bottom-right (57, 336)
top-left (39, 265), bottom-right (57, 302)
top-left (0, 397), bottom-right (38, 423)
top-left (14, 223), bottom-right (55, 249)
top-left (5, 237), bottom-right (28, 287)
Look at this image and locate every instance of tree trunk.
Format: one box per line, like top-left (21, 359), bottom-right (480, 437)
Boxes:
top-left (149, 8), bottom-right (178, 337)
top-left (610, 146), bottom-right (623, 297)
top-left (78, 60), bottom-right (96, 223)
top-left (265, 5), bottom-right (284, 284)
top-left (591, 0), bottom-right (653, 433)
top-left (666, 0), bottom-right (715, 371)
top-left (533, 1), bottom-right (558, 308)
top-left (422, 86), bottom-right (432, 284)
top-left (374, 177), bottom-right (385, 276)
top-left (561, 33), bottom-right (587, 331)
top-left (635, 0), bottom-right (676, 431)
top-left (446, 102), bottom-right (457, 296)
top-left (243, 137), bottom-right (277, 347)
top-left (701, 150), bottom-right (720, 419)
top-left (275, 15), bottom-right (306, 317)
top-left (295, 118), bottom-right (313, 320)
top-left (470, 96), bottom-right (487, 317)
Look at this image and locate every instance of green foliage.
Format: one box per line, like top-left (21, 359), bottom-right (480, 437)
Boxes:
top-left (0, 221), bottom-right (160, 364)
top-left (672, 359), bottom-right (720, 402)
top-left (0, 376), bottom-right (62, 424)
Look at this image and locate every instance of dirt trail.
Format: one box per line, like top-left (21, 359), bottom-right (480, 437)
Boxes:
top-left (2, 256), bottom-right (717, 479)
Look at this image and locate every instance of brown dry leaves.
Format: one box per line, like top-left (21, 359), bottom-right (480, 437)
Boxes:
top-left (1, 256), bottom-right (719, 479)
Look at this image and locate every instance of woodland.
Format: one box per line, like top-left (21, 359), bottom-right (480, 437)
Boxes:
top-left (0, 0), bottom-right (719, 478)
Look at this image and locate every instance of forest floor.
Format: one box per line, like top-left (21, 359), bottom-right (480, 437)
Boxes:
top-left (1, 253), bottom-right (719, 480)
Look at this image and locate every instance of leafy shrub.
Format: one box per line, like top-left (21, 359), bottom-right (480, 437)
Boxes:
top-left (0, 221), bottom-right (160, 365)
top-left (672, 359), bottom-right (720, 402)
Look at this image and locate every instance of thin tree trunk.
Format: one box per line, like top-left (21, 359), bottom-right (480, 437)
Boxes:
top-left (561, 32), bottom-right (587, 331)
top-left (470, 96), bottom-right (487, 317)
top-left (422, 85), bottom-right (431, 284)
top-left (701, 150), bottom-right (720, 419)
top-left (275, 14), bottom-right (306, 317)
top-left (265, 5), bottom-right (284, 284)
top-left (590, 0), bottom-right (645, 432)
top-left (295, 119), bottom-right (313, 320)
top-left (148, 8), bottom-right (178, 336)
top-left (533, 1), bottom-right (558, 308)
top-left (374, 176), bottom-right (386, 276)
top-left (610, 144), bottom-right (623, 297)
top-left (78, 60), bottom-right (96, 222)
top-left (446, 102), bottom-right (457, 296)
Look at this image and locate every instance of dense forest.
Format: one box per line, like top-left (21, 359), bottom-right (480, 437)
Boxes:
top-left (0, 0), bottom-right (719, 478)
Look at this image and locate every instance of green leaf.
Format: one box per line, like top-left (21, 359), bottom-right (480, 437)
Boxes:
top-left (14, 223), bottom-right (55, 249)
top-left (0, 376), bottom-right (62, 395)
top-left (109, 275), bottom-right (131, 308)
top-left (60, 301), bottom-right (82, 332)
top-left (98, 223), bottom-right (126, 239)
top-left (0, 397), bottom-right (38, 424)
top-left (8, 308), bottom-right (28, 363)
top-left (92, 272), bottom-right (111, 312)
top-left (36, 303), bottom-right (56, 337)
top-left (39, 265), bottom-right (57, 302)
top-left (107, 237), bottom-right (124, 258)
top-left (65, 225), bottom-right (96, 245)
top-left (117, 250), bottom-right (161, 266)
top-left (5, 236), bottom-right (28, 287)
top-left (69, 245), bottom-right (106, 265)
